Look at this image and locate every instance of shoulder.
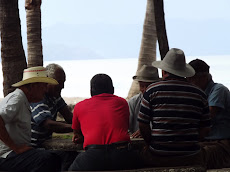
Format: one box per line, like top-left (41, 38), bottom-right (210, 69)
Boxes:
top-left (128, 93), bottom-right (141, 103)
top-left (213, 83), bottom-right (229, 92)
top-left (74, 97), bottom-right (91, 109)
top-left (208, 83), bottom-right (229, 100)
top-left (112, 94), bottom-right (127, 102)
top-left (30, 98), bottom-right (48, 109)
top-left (4, 89), bottom-right (27, 106)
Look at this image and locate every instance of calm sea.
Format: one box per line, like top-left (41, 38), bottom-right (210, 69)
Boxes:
top-left (0, 56), bottom-right (230, 98)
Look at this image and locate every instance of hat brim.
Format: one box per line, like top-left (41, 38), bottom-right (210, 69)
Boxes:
top-left (133, 76), bottom-right (159, 82)
top-left (12, 77), bottom-right (58, 87)
top-left (152, 61), bottom-right (195, 77)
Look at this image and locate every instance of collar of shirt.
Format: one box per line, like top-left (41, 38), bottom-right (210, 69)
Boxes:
top-left (205, 79), bottom-right (215, 97)
top-left (16, 88), bottom-right (31, 113)
top-left (92, 93), bottom-right (114, 98)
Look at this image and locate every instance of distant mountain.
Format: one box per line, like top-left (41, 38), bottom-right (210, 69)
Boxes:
top-left (41, 23), bottom-right (143, 61)
top-left (0, 20), bottom-right (230, 61)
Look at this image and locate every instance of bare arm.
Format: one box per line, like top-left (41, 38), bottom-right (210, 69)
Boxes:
top-left (209, 106), bottom-right (221, 118)
top-left (139, 122), bottom-right (151, 146)
top-left (131, 129), bottom-right (142, 138)
top-left (0, 116), bottom-right (32, 154)
top-left (197, 106), bottom-right (220, 140)
top-left (72, 129), bottom-right (84, 144)
top-left (199, 127), bottom-right (210, 140)
top-left (59, 105), bottom-right (73, 124)
top-left (42, 118), bottom-right (73, 133)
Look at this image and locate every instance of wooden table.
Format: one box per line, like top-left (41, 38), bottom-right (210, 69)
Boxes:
top-left (42, 138), bottom-right (208, 172)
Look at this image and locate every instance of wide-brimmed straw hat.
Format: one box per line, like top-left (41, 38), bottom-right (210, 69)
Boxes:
top-left (133, 65), bottom-right (159, 82)
top-left (152, 48), bottom-right (195, 77)
top-left (12, 66), bottom-right (58, 87)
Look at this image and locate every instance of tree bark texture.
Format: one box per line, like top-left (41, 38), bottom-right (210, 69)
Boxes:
top-left (26, 0), bottom-right (43, 67)
top-left (0, 0), bottom-right (27, 96)
top-left (154, 0), bottom-right (169, 60)
top-left (127, 0), bottom-right (157, 99)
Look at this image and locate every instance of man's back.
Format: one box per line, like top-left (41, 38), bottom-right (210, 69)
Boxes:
top-left (72, 93), bottom-right (130, 148)
top-left (139, 78), bottom-right (210, 155)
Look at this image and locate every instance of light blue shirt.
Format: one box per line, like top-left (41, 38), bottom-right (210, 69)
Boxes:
top-left (205, 80), bottom-right (230, 140)
top-left (128, 93), bottom-right (142, 133)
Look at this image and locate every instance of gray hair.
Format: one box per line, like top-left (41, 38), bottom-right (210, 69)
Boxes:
top-left (46, 63), bottom-right (64, 78)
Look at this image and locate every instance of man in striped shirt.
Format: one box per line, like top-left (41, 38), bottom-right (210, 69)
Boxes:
top-left (30, 64), bottom-right (73, 147)
top-left (30, 64), bottom-right (75, 171)
top-left (138, 48), bottom-right (210, 167)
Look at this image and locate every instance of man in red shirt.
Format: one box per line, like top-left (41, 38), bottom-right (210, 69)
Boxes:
top-left (69, 74), bottom-right (139, 171)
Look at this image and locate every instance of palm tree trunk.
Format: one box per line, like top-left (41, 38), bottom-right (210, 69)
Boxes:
top-left (127, 0), bottom-right (157, 99)
top-left (0, 0), bottom-right (27, 96)
top-left (25, 0), bottom-right (43, 67)
top-left (154, 0), bottom-right (169, 60)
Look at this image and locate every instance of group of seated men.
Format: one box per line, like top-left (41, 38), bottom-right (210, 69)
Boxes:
top-left (0, 48), bottom-right (230, 171)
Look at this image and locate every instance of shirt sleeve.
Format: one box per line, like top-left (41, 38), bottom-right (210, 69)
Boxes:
top-left (138, 91), bottom-right (151, 124)
top-left (128, 97), bottom-right (136, 132)
top-left (208, 84), bottom-right (228, 109)
top-left (56, 97), bottom-right (67, 111)
top-left (30, 100), bottom-right (52, 126)
top-left (0, 95), bottom-right (22, 123)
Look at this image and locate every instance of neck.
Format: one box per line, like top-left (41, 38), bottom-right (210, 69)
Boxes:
top-left (18, 86), bottom-right (30, 101)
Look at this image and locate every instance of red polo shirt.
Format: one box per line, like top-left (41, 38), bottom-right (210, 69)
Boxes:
top-left (72, 93), bottom-right (130, 148)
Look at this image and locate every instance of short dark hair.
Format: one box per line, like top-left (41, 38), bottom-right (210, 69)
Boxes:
top-left (90, 74), bottom-right (114, 96)
top-left (189, 59), bottom-right (210, 73)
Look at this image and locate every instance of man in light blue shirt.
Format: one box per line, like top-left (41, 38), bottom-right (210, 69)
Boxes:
top-left (188, 59), bottom-right (230, 169)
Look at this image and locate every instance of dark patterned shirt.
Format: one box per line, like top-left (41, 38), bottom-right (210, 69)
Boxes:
top-left (138, 78), bottom-right (210, 155)
top-left (30, 94), bottom-right (66, 147)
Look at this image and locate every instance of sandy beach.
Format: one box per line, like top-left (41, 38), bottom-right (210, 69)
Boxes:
top-left (63, 97), bottom-right (87, 105)
top-left (0, 97), bottom-right (87, 105)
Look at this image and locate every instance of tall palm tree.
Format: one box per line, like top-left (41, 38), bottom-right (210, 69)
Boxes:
top-left (154, 0), bottom-right (169, 60)
top-left (0, 0), bottom-right (27, 96)
top-left (25, 0), bottom-right (43, 67)
top-left (127, 0), bottom-right (157, 99)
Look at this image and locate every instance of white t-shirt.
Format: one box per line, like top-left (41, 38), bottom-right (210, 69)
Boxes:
top-left (0, 89), bottom-right (31, 158)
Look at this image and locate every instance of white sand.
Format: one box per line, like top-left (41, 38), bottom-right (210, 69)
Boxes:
top-left (63, 97), bottom-right (87, 105)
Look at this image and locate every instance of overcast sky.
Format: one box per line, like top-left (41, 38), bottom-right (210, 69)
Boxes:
top-left (16, 0), bottom-right (230, 60)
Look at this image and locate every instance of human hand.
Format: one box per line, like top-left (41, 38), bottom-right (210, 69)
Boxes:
top-left (14, 144), bottom-right (33, 154)
top-left (131, 130), bottom-right (142, 138)
top-left (72, 134), bottom-right (84, 144)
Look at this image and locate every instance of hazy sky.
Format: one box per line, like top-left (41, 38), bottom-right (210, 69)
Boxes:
top-left (16, 0), bottom-right (230, 60)
top-left (1, 1), bottom-right (230, 98)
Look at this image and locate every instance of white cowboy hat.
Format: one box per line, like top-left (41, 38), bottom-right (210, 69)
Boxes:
top-left (133, 65), bottom-right (159, 82)
top-left (152, 48), bottom-right (195, 77)
top-left (12, 66), bottom-right (58, 87)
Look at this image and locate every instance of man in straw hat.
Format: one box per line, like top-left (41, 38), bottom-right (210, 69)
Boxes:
top-left (0, 66), bottom-right (61, 171)
top-left (188, 59), bottom-right (230, 169)
top-left (128, 65), bottom-right (159, 138)
top-left (138, 48), bottom-right (211, 168)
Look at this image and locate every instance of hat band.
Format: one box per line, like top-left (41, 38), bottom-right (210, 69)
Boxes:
top-left (24, 69), bottom-right (46, 73)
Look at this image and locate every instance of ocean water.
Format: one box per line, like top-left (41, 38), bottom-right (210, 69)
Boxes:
top-left (0, 56), bottom-right (230, 98)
